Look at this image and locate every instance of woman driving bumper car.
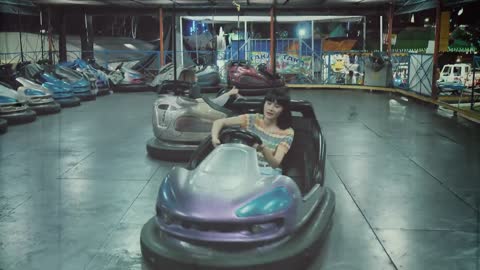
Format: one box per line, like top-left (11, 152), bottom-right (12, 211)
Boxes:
top-left (211, 88), bottom-right (294, 175)
top-left (141, 87), bottom-right (335, 269)
top-left (179, 69), bottom-right (239, 105)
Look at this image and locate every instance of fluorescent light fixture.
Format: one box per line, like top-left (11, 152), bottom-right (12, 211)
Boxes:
top-left (124, 43), bottom-right (137, 50)
top-left (458, 7), bottom-right (463, 16)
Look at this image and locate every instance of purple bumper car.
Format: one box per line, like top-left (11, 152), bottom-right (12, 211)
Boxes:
top-left (140, 101), bottom-right (335, 269)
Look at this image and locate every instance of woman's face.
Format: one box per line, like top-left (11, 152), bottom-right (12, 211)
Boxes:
top-left (263, 100), bottom-right (284, 121)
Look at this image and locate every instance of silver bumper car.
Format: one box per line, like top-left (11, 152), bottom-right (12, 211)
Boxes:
top-left (0, 84), bottom-right (36, 125)
top-left (15, 78), bottom-right (61, 115)
top-left (147, 92), bottom-right (232, 161)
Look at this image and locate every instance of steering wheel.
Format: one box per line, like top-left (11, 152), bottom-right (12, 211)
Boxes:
top-left (219, 128), bottom-right (262, 147)
top-left (257, 63), bottom-right (267, 72)
top-left (32, 70), bottom-right (44, 81)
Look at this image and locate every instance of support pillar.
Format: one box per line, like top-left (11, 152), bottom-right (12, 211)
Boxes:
top-left (244, 20), bottom-right (248, 60)
top-left (311, 20), bottom-right (315, 79)
top-left (432, 0), bottom-right (442, 99)
top-left (80, 12), bottom-right (94, 60)
top-left (58, 7), bottom-right (67, 62)
top-left (379, 15), bottom-right (383, 52)
top-left (159, 8), bottom-right (164, 66)
top-left (40, 9), bottom-right (44, 59)
top-left (363, 16), bottom-right (366, 50)
top-left (269, 6), bottom-right (276, 75)
top-left (179, 16), bottom-right (183, 67)
top-left (387, 2), bottom-right (394, 56)
top-left (172, 4), bottom-right (177, 80)
top-left (47, 7), bottom-right (54, 63)
top-left (17, 11), bottom-right (24, 62)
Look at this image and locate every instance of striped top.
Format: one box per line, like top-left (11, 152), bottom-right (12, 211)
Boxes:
top-left (240, 113), bottom-right (294, 166)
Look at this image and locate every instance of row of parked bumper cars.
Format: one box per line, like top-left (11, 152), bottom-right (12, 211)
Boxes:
top-left (19, 63), bottom-right (81, 107)
top-left (0, 61), bottom-right (96, 133)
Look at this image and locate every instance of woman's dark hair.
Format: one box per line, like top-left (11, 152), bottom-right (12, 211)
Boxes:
top-left (261, 88), bottom-right (292, 130)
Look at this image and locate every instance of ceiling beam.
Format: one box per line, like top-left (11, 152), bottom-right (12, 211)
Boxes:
top-left (40, 1), bottom-right (389, 17)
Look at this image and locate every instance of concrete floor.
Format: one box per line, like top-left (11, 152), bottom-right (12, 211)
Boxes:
top-left (0, 90), bottom-right (479, 270)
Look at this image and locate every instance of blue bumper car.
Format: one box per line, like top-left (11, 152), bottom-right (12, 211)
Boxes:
top-left (51, 65), bottom-right (96, 101)
top-left (60, 59), bottom-right (110, 96)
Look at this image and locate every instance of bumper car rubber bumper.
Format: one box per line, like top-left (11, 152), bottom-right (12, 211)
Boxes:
top-left (200, 85), bottom-right (223, 94)
top-left (237, 86), bottom-right (289, 96)
top-left (97, 87), bottom-right (111, 96)
top-left (146, 137), bottom-right (198, 162)
top-left (56, 97), bottom-right (81, 108)
top-left (1, 109), bottom-right (37, 125)
top-left (112, 83), bottom-right (155, 93)
top-left (29, 102), bottom-right (61, 115)
top-left (74, 92), bottom-right (96, 101)
top-left (140, 187), bottom-right (335, 270)
top-left (0, 118), bottom-right (7, 134)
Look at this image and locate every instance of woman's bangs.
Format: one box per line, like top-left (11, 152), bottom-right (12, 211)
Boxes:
top-left (266, 96), bottom-right (289, 107)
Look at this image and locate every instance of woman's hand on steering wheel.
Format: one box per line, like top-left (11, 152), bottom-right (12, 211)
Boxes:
top-left (254, 143), bottom-right (265, 152)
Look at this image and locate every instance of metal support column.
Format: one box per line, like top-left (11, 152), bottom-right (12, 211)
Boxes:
top-left (363, 16), bottom-right (366, 50)
top-left (172, 4), bottom-right (177, 81)
top-left (47, 7), bottom-right (53, 63)
top-left (311, 20), bottom-right (315, 79)
top-left (244, 20), bottom-right (248, 60)
top-left (17, 11), bottom-right (24, 62)
top-left (195, 19), bottom-right (199, 64)
top-left (179, 15), bottom-right (183, 68)
top-left (159, 8), bottom-right (164, 66)
top-left (471, 57), bottom-right (477, 110)
top-left (40, 9), bottom-right (44, 59)
top-left (270, 6), bottom-right (276, 75)
top-left (58, 7), bottom-right (67, 62)
top-left (432, 0), bottom-right (442, 99)
top-left (380, 16), bottom-right (383, 52)
top-left (80, 12), bottom-right (94, 60)
top-left (387, 2), bottom-right (394, 56)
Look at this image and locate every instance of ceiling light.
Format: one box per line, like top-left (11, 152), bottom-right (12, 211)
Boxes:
top-left (410, 14), bottom-right (415, 23)
top-left (458, 7), bottom-right (463, 16)
top-left (424, 17), bottom-right (429, 23)
top-left (298, 28), bottom-right (306, 38)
